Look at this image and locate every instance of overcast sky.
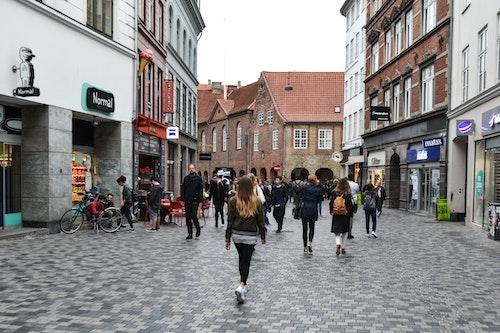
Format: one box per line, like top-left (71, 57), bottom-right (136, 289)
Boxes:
top-left (197, 0), bottom-right (346, 86)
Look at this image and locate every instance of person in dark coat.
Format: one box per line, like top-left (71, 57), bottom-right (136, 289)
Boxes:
top-left (271, 176), bottom-right (287, 233)
top-left (330, 178), bottom-right (355, 255)
top-left (181, 164), bottom-right (203, 239)
top-left (301, 175), bottom-right (323, 254)
top-left (210, 175), bottom-right (227, 227)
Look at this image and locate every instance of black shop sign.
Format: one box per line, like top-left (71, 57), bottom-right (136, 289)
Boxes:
top-left (86, 87), bottom-right (114, 113)
top-left (370, 106), bottom-right (390, 121)
top-left (138, 134), bottom-right (160, 155)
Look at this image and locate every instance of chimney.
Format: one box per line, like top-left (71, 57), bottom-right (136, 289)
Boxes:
top-left (237, 81), bottom-right (241, 88)
top-left (223, 85), bottom-right (228, 100)
top-left (208, 79), bottom-right (212, 85)
top-left (212, 82), bottom-right (222, 94)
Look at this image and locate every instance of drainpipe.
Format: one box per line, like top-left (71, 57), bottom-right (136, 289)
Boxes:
top-left (131, 0), bottom-right (139, 191)
top-left (446, 0), bottom-right (454, 221)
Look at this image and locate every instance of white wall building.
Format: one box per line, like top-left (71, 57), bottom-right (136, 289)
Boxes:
top-left (0, 0), bottom-right (136, 232)
top-left (447, 0), bottom-right (500, 229)
top-left (340, 0), bottom-right (366, 183)
top-left (165, 0), bottom-right (204, 195)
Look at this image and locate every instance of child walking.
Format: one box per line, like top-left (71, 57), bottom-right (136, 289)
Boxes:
top-left (225, 176), bottom-right (267, 304)
top-left (330, 178), bottom-right (355, 255)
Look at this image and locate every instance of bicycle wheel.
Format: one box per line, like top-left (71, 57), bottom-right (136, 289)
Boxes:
top-left (59, 209), bottom-right (84, 234)
top-left (98, 207), bottom-right (122, 233)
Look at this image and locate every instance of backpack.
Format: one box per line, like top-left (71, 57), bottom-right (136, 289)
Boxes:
top-left (332, 195), bottom-right (348, 216)
top-left (363, 192), bottom-right (377, 212)
top-left (292, 181), bottom-right (303, 195)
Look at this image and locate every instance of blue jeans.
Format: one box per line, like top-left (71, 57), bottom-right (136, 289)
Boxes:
top-left (365, 209), bottom-right (377, 233)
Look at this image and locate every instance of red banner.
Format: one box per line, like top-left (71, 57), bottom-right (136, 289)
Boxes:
top-left (136, 114), bottom-right (167, 139)
top-left (162, 80), bottom-right (174, 114)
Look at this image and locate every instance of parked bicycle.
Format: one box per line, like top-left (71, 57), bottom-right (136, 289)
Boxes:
top-left (59, 193), bottom-right (122, 234)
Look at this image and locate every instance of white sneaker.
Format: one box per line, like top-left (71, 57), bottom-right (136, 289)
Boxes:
top-left (366, 233), bottom-right (371, 238)
top-left (371, 231), bottom-right (378, 238)
top-left (235, 286), bottom-right (245, 303)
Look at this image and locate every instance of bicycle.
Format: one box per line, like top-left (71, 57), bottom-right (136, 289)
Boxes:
top-left (59, 194), bottom-right (123, 234)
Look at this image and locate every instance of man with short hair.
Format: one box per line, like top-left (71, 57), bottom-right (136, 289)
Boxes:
top-left (347, 173), bottom-right (360, 239)
top-left (181, 164), bottom-right (203, 239)
top-left (117, 175), bottom-right (134, 231)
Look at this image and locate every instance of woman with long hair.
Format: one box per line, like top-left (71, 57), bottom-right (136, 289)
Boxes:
top-left (225, 176), bottom-right (267, 304)
top-left (301, 175), bottom-right (323, 254)
top-left (330, 178), bottom-right (355, 255)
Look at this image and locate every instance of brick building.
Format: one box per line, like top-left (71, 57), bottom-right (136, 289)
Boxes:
top-left (197, 72), bottom-right (345, 184)
top-left (362, 0), bottom-right (449, 216)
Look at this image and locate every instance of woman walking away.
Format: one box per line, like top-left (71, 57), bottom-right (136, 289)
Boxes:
top-left (225, 176), bottom-right (267, 304)
top-left (330, 178), bottom-right (355, 255)
top-left (301, 175), bottom-right (323, 254)
top-left (362, 183), bottom-right (378, 238)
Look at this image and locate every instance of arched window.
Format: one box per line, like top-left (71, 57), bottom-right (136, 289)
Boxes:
top-left (183, 30), bottom-right (187, 61)
top-left (168, 6), bottom-right (173, 43)
top-left (176, 19), bottom-right (180, 51)
top-left (236, 122), bottom-right (242, 150)
top-left (201, 131), bottom-right (206, 152)
top-left (188, 39), bottom-right (192, 69)
top-left (212, 128), bottom-right (217, 153)
top-left (222, 125), bottom-right (227, 151)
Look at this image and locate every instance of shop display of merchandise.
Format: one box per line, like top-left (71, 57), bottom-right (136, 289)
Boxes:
top-left (72, 161), bottom-right (87, 203)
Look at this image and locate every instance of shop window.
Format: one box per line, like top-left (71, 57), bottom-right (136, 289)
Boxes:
top-left (87, 0), bottom-right (113, 37)
top-left (72, 119), bottom-right (94, 147)
top-left (0, 143), bottom-right (22, 229)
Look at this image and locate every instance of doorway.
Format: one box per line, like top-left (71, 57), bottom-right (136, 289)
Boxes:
top-left (0, 143), bottom-right (22, 230)
top-left (408, 167), bottom-right (440, 215)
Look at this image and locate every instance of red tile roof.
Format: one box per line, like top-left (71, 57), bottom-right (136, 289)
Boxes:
top-left (262, 72), bottom-right (344, 123)
top-left (197, 86), bottom-right (223, 123)
top-left (216, 99), bottom-right (234, 114)
top-left (228, 82), bottom-right (258, 114)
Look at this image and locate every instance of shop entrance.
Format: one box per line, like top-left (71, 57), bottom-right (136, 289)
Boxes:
top-left (138, 154), bottom-right (161, 190)
top-left (408, 168), bottom-right (440, 215)
top-left (0, 143), bottom-right (22, 230)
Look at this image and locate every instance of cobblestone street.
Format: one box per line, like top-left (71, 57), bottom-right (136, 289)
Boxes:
top-left (1, 204), bottom-right (499, 333)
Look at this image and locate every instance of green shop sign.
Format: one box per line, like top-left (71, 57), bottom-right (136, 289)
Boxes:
top-left (475, 170), bottom-right (484, 199)
top-left (81, 83), bottom-right (114, 114)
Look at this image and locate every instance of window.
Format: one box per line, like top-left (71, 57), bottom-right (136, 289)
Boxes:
top-left (183, 30), bottom-right (187, 61)
top-left (334, 106), bottom-right (341, 113)
top-left (345, 116), bottom-right (350, 140)
top-left (343, 117), bottom-right (347, 142)
top-left (421, 65), bottom-right (434, 113)
top-left (479, 27), bottom-right (488, 92)
top-left (404, 77), bottom-right (412, 119)
top-left (395, 20), bottom-right (402, 55)
top-left (194, 48), bottom-right (197, 75)
top-left (346, 10), bottom-right (350, 31)
top-left (354, 72), bottom-right (359, 95)
top-left (318, 129), bottom-right (333, 149)
top-left (385, 30), bottom-right (392, 63)
top-left (87, 0), bottom-right (113, 36)
top-left (462, 46), bottom-right (470, 102)
top-left (370, 96), bottom-right (378, 130)
top-left (355, 33), bottom-right (360, 57)
top-left (188, 40), bottom-right (192, 69)
top-left (405, 9), bottom-right (413, 48)
top-left (158, 2), bottom-right (164, 42)
top-left (168, 6), bottom-right (173, 43)
top-left (176, 19), bottom-right (180, 51)
top-left (345, 80), bottom-right (349, 100)
top-left (258, 112), bottom-right (265, 126)
top-left (356, 0), bottom-right (360, 18)
top-left (346, 44), bottom-right (349, 65)
top-left (139, 0), bottom-right (144, 20)
top-left (267, 110), bottom-right (274, 124)
top-left (222, 126), bottom-right (227, 151)
top-left (358, 109), bottom-right (363, 135)
top-left (293, 129), bottom-right (308, 149)
top-left (393, 84), bottom-right (400, 123)
top-left (272, 130), bottom-right (279, 150)
top-left (175, 79), bottom-right (180, 126)
top-left (371, 41), bottom-right (379, 73)
top-left (201, 131), bottom-right (206, 152)
top-left (146, 64), bottom-right (153, 118)
top-left (349, 114), bottom-right (353, 139)
top-left (253, 132), bottom-right (259, 152)
top-left (156, 68), bottom-right (163, 121)
top-left (354, 112), bottom-right (358, 138)
top-left (423, 0), bottom-right (436, 34)
top-left (350, 39), bottom-right (355, 63)
top-left (372, 0), bottom-right (381, 14)
top-left (359, 67), bottom-right (364, 91)
top-left (349, 77), bottom-right (353, 99)
top-left (181, 85), bottom-right (186, 131)
top-left (384, 89), bottom-right (390, 125)
top-left (212, 129), bottom-right (217, 152)
top-left (236, 122), bottom-right (242, 150)
top-left (147, 0), bottom-right (154, 32)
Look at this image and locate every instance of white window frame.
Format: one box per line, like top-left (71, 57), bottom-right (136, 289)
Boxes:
top-left (358, 108), bottom-right (363, 135)
top-left (423, 0), bottom-right (436, 34)
top-left (370, 96), bottom-right (378, 130)
top-left (349, 114), bottom-right (353, 140)
top-left (462, 46), bottom-right (469, 102)
top-left (272, 130), bottom-right (279, 150)
top-left (405, 9), bottom-right (413, 48)
top-left (267, 110), bottom-right (274, 124)
top-left (354, 72), bottom-right (359, 96)
top-left (293, 129), bottom-right (308, 149)
top-left (384, 89), bottom-right (391, 124)
top-left (318, 129), bottom-right (333, 150)
top-left (395, 20), bottom-right (402, 55)
top-left (479, 27), bottom-right (488, 93)
top-left (355, 33), bottom-right (360, 57)
top-left (222, 126), bottom-right (227, 151)
top-left (343, 117), bottom-right (347, 143)
top-left (404, 77), bottom-right (412, 119)
top-left (421, 65), bottom-right (435, 113)
top-left (212, 129), bottom-right (217, 153)
top-left (385, 29), bottom-right (392, 63)
top-left (371, 41), bottom-right (379, 73)
top-left (350, 39), bottom-right (355, 63)
top-left (353, 112), bottom-right (358, 138)
top-left (349, 77), bottom-right (353, 99)
top-left (346, 44), bottom-right (349, 65)
top-left (253, 132), bottom-right (259, 152)
top-left (258, 112), bottom-right (265, 126)
top-left (236, 122), bottom-right (242, 150)
top-left (393, 84), bottom-right (400, 123)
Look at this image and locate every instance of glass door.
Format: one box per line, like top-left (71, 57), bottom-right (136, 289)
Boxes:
top-left (409, 168), bottom-right (420, 211)
top-left (0, 143), bottom-right (22, 230)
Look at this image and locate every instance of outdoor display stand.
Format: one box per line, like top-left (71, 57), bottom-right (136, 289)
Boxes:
top-left (487, 203), bottom-right (500, 241)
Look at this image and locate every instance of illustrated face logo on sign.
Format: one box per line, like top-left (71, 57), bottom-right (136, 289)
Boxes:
top-left (13, 47), bottom-right (40, 97)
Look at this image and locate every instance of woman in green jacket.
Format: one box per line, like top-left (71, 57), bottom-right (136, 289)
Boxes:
top-left (225, 176), bottom-right (267, 304)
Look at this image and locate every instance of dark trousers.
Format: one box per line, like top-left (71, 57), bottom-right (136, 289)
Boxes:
top-left (365, 209), bottom-right (377, 233)
top-left (273, 205), bottom-right (285, 231)
top-left (234, 243), bottom-right (255, 284)
top-left (185, 202), bottom-right (200, 237)
top-left (214, 202), bottom-right (224, 226)
top-left (301, 219), bottom-right (316, 247)
top-left (121, 204), bottom-right (133, 228)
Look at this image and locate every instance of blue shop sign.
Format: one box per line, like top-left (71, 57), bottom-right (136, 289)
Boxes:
top-left (407, 146), bottom-right (440, 164)
top-left (481, 106), bottom-right (500, 135)
top-left (422, 137), bottom-right (443, 148)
